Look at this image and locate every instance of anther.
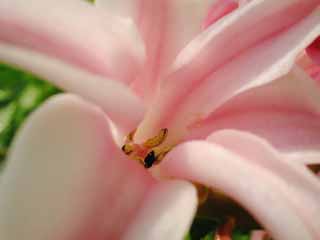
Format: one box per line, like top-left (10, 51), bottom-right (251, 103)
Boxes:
top-left (143, 128), bottom-right (168, 148)
top-left (122, 128), bottom-right (172, 169)
top-left (143, 150), bottom-right (157, 168)
top-left (121, 144), bottom-right (134, 155)
top-left (153, 145), bottom-right (173, 164)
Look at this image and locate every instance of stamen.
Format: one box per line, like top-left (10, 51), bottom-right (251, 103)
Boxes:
top-left (121, 128), bottom-right (173, 169)
top-left (144, 150), bottom-right (157, 168)
top-left (121, 144), bottom-right (134, 155)
top-left (143, 128), bottom-right (168, 148)
top-left (153, 145), bottom-right (174, 164)
top-left (127, 129), bottom-right (136, 142)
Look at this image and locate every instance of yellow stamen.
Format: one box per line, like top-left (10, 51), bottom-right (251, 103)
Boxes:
top-left (153, 145), bottom-right (174, 164)
top-left (143, 128), bottom-right (168, 148)
top-left (121, 144), bottom-right (134, 155)
top-left (132, 156), bottom-right (145, 165)
top-left (121, 128), bottom-right (173, 168)
top-left (127, 129), bottom-right (136, 142)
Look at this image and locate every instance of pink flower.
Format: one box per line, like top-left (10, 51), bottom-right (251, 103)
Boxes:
top-left (0, 0), bottom-right (320, 239)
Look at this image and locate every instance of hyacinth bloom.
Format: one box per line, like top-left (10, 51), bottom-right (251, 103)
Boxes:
top-left (0, 0), bottom-right (320, 239)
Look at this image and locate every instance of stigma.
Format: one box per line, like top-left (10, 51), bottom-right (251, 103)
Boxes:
top-left (121, 128), bottom-right (173, 168)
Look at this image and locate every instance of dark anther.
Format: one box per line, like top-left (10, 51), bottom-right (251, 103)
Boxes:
top-left (144, 150), bottom-right (157, 169)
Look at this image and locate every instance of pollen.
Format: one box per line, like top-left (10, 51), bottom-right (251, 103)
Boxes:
top-left (121, 128), bottom-right (173, 169)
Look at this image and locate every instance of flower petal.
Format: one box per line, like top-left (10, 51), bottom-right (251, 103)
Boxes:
top-left (203, 0), bottom-right (239, 29)
top-left (123, 180), bottom-right (197, 240)
top-left (0, 0), bottom-right (145, 83)
top-left (207, 130), bottom-right (320, 237)
top-left (250, 230), bottom-right (269, 240)
top-left (307, 36), bottom-right (320, 65)
top-left (0, 44), bottom-right (144, 132)
top-left (137, 0), bottom-right (218, 98)
top-left (0, 94), bottom-right (153, 240)
top-left (188, 66), bottom-right (320, 164)
top-left (95, 0), bottom-right (138, 19)
top-left (135, 0), bottom-right (320, 143)
top-left (161, 137), bottom-right (320, 240)
top-left (98, 0), bottom-right (216, 98)
top-left (0, 94), bottom-right (197, 240)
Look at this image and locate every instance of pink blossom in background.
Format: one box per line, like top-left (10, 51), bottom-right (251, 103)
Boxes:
top-left (0, 0), bottom-right (320, 240)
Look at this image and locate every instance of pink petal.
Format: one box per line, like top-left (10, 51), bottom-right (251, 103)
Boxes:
top-left (188, 66), bottom-right (320, 164)
top-left (203, 0), bottom-right (239, 29)
top-left (135, 0), bottom-right (320, 143)
top-left (309, 66), bottom-right (320, 82)
top-left (207, 130), bottom-right (320, 228)
top-left (100, 0), bottom-right (216, 98)
top-left (307, 36), bottom-right (320, 65)
top-left (0, 94), bottom-right (153, 239)
top-left (250, 230), bottom-right (269, 240)
top-left (124, 180), bottom-right (197, 240)
top-left (0, 0), bottom-right (145, 83)
top-left (0, 94), bottom-right (197, 240)
top-left (161, 137), bottom-right (320, 240)
top-left (0, 44), bottom-right (144, 132)
top-left (297, 51), bottom-right (316, 71)
top-left (238, 0), bottom-right (253, 6)
top-left (96, 0), bottom-right (138, 19)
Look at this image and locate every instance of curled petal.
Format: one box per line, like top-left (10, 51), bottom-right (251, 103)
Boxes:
top-left (0, 44), bottom-right (144, 132)
top-left (99, 0), bottom-right (216, 98)
top-left (138, 0), bottom-right (215, 97)
top-left (203, 0), bottom-right (239, 29)
top-left (0, 94), bottom-right (153, 239)
top-left (124, 180), bottom-right (197, 240)
top-left (135, 0), bottom-right (320, 143)
top-left (161, 137), bottom-right (320, 239)
top-left (0, 94), bottom-right (197, 240)
top-left (306, 36), bottom-right (320, 65)
top-left (207, 130), bottom-right (320, 237)
top-left (188, 66), bottom-right (320, 164)
top-left (0, 0), bottom-right (145, 83)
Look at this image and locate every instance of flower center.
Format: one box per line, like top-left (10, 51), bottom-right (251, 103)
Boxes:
top-left (121, 128), bottom-right (174, 168)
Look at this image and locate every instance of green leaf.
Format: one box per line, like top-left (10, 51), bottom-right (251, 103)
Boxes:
top-left (0, 63), bottom-right (61, 164)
